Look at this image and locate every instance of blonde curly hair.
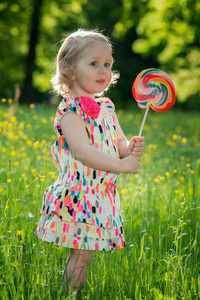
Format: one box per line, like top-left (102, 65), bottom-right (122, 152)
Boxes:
top-left (51, 29), bottom-right (119, 97)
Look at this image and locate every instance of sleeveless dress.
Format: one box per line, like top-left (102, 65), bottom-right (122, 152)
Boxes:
top-left (36, 96), bottom-right (125, 251)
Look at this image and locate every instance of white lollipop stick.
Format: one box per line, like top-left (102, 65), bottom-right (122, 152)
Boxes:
top-left (126, 105), bottom-right (149, 181)
top-left (138, 105), bottom-right (149, 137)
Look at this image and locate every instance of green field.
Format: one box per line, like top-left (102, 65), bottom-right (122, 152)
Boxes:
top-left (0, 100), bottom-right (199, 299)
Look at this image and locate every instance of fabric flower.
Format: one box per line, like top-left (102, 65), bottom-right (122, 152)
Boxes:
top-left (78, 96), bottom-right (100, 119)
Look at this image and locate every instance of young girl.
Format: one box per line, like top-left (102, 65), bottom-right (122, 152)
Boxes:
top-left (36, 29), bottom-right (145, 297)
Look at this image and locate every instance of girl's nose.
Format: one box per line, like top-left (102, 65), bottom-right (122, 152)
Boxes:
top-left (98, 65), bottom-right (106, 74)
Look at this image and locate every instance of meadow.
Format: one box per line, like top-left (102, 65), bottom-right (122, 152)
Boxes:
top-left (0, 99), bottom-right (199, 300)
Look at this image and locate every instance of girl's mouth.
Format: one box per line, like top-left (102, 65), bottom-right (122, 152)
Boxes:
top-left (96, 79), bottom-right (105, 84)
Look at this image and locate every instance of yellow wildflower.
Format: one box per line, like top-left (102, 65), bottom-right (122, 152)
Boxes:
top-left (154, 178), bottom-right (159, 183)
top-left (167, 141), bottom-right (176, 146)
top-left (33, 141), bottom-right (39, 148)
top-left (3, 112), bottom-right (9, 117)
top-left (42, 119), bottom-right (47, 124)
top-left (17, 231), bottom-right (23, 240)
top-left (181, 138), bottom-right (187, 144)
top-left (172, 134), bottom-right (178, 139)
top-left (148, 144), bottom-right (157, 149)
top-left (165, 172), bottom-right (170, 176)
top-left (1, 98), bottom-right (6, 103)
top-left (7, 179), bottom-right (12, 183)
top-left (29, 103), bottom-right (35, 109)
top-left (11, 150), bottom-right (16, 157)
top-left (142, 188), bottom-right (146, 192)
top-left (121, 189), bottom-right (128, 194)
top-left (186, 163), bottom-right (191, 168)
top-left (17, 230), bottom-right (23, 236)
top-left (173, 170), bottom-right (178, 173)
top-left (180, 202), bottom-right (184, 205)
top-left (26, 140), bottom-right (32, 146)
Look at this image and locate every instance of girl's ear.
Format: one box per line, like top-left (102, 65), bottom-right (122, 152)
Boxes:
top-left (70, 65), bottom-right (76, 81)
top-left (71, 74), bottom-right (76, 81)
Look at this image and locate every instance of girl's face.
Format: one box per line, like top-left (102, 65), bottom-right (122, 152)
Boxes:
top-left (70, 41), bottom-right (113, 99)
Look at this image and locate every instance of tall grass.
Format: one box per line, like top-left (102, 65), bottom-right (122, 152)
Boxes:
top-left (0, 101), bottom-right (199, 299)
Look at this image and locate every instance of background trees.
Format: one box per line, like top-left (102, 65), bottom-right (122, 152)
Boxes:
top-left (0, 0), bottom-right (199, 108)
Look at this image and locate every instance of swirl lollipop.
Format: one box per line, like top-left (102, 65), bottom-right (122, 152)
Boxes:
top-left (126, 69), bottom-right (175, 181)
top-left (133, 68), bottom-right (176, 136)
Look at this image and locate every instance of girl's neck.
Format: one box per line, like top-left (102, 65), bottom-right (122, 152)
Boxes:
top-left (69, 93), bottom-right (96, 100)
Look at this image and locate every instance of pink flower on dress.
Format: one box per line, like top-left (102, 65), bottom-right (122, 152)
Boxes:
top-left (78, 96), bottom-right (100, 119)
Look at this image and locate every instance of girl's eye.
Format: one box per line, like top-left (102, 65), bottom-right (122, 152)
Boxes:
top-left (91, 61), bottom-right (98, 66)
top-left (104, 63), bottom-right (110, 68)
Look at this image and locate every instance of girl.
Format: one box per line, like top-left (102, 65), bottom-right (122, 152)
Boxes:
top-left (36, 29), bottom-right (145, 297)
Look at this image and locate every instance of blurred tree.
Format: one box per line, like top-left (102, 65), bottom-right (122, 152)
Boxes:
top-left (0, 0), bottom-right (31, 98)
top-left (0, 0), bottom-right (89, 103)
top-left (131, 0), bottom-right (200, 104)
top-left (20, 0), bottom-right (43, 103)
top-left (0, 0), bottom-right (200, 108)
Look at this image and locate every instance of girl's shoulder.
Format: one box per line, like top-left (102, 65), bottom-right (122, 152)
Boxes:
top-left (97, 97), bottom-right (115, 111)
top-left (57, 96), bottom-right (79, 113)
top-left (54, 96), bottom-right (81, 136)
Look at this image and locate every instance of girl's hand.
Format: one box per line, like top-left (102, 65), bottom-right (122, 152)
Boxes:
top-left (129, 136), bottom-right (145, 158)
top-left (121, 154), bottom-right (140, 174)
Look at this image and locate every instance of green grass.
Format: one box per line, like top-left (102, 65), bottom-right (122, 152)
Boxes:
top-left (0, 101), bottom-right (200, 299)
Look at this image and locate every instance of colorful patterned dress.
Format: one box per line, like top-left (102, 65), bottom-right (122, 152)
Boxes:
top-left (36, 96), bottom-right (125, 251)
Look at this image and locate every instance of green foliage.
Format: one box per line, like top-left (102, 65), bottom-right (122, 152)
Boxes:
top-left (132, 0), bottom-right (200, 102)
top-left (0, 101), bottom-right (200, 298)
top-left (0, 0), bottom-right (200, 106)
top-left (0, 1), bottom-right (31, 96)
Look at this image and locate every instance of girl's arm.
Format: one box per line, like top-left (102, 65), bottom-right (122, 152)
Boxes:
top-left (115, 116), bottom-right (145, 159)
top-left (61, 112), bottom-right (140, 174)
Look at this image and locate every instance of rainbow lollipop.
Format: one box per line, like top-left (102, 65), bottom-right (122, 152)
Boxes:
top-left (126, 68), bottom-right (175, 181)
top-left (133, 68), bottom-right (176, 136)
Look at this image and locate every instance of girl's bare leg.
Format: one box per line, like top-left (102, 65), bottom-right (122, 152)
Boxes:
top-left (62, 249), bottom-right (93, 296)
